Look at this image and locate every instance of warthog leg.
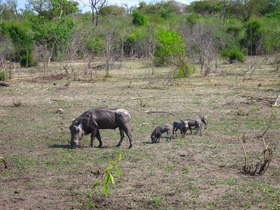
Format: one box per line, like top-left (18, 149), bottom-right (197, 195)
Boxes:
top-left (90, 130), bottom-right (103, 148)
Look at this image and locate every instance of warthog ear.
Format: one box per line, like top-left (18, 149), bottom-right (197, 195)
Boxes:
top-left (77, 124), bottom-right (85, 135)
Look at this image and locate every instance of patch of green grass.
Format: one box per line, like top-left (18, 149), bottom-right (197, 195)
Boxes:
top-left (224, 178), bottom-right (238, 186)
top-left (182, 166), bottom-right (190, 175)
top-left (149, 197), bottom-right (162, 206)
top-left (190, 184), bottom-right (199, 195)
top-left (163, 164), bottom-right (175, 173)
top-left (205, 203), bottom-right (218, 210)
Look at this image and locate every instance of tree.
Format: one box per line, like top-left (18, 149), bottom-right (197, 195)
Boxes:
top-left (190, 0), bottom-right (223, 16)
top-left (132, 10), bottom-right (148, 26)
top-left (99, 5), bottom-right (126, 17)
top-left (263, 16), bottom-right (280, 53)
top-left (154, 28), bottom-right (184, 66)
top-left (0, 21), bottom-right (36, 67)
top-left (0, 0), bottom-right (20, 21)
top-left (27, 0), bottom-right (79, 20)
top-left (90, 0), bottom-right (107, 26)
top-left (243, 19), bottom-right (264, 55)
top-left (180, 17), bottom-right (220, 75)
top-left (229, 0), bottom-right (260, 22)
top-left (254, 0), bottom-right (280, 16)
top-left (30, 15), bottom-right (74, 75)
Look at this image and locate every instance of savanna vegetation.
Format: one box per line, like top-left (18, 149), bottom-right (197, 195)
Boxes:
top-left (0, 0), bottom-right (280, 77)
top-left (0, 0), bottom-right (280, 209)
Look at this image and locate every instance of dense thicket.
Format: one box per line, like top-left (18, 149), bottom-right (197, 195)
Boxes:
top-left (0, 0), bottom-right (279, 76)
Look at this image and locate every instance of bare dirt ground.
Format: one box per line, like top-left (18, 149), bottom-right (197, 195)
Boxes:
top-left (0, 58), bottom-right (279, 209)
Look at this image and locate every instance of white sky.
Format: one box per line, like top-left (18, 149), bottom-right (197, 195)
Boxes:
top-left (17, 0), bottom-right (194, 12)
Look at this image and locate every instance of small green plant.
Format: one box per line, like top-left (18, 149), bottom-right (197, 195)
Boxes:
top-left (149, 197), bottom-right (162, 206)
top-left (0, 71), bottom-right (8, 81)
top-left (182, 166), bottom-right (190, 175)
top-left (224, 178), bottom-right (237, 186)
top-left (205, 204), bottom-right (217, 209)
top-left (75, 153), bottom-right (122, 209)
top-left (175, 61), bottom-right (194, 78)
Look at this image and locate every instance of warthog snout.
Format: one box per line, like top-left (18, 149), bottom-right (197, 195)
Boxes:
top-left (70, 139), bottom-right (80, 149)
top-left (69, 123), bottom-right (84, 149)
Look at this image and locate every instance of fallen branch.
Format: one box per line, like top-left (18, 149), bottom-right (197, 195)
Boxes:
top-left (257, 126), bottom-right (270, 139)
top-left (241, 95), bottom-right (275, 106)
top-left (144, 110), bottom-right (175, 116)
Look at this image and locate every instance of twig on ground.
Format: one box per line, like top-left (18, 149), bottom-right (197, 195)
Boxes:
top-left (144, 110), bottom-right (175, 116)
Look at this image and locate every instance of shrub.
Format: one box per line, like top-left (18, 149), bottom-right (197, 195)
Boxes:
top-left (175, 61), bottom-right (194, 78)
top-left (0, 71), bottom-right (8, 81)
top-left (132, 10), bottom-right (148, 26)
top-left (20, 54), bottom-right (38, 67)
top-left (220, 48), bottom-right (245, 63)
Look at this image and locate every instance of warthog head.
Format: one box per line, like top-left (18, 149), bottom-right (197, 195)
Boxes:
top-left (69, 122), bottom-right (84, 149)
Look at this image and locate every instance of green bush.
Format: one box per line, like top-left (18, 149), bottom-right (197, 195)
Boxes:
top-left (132, 10), bottom-right (148, 26)
top-left (0, 71), bottom-right (8, 81)
top-left (0, 22), bottom-right (37, 67)
top-left (220, 48), bottom-right (245, 63)
top-left (154, 29), bottom-right (184, 67)
top-left (175, 61), bottom-right (194, 78)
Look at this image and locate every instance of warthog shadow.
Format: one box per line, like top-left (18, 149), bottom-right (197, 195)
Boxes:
top-left (49, 144), bottom-right (71, 149)
top-left (142, 141), bottom-right (154, 144)
top-left (49, 144), bottom-right (112, 149)
top-left (143, 136), bottom-right (172, 145)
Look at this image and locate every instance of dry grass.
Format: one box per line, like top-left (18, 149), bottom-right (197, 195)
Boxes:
top-left (0, 57), bottom-right (279, 209)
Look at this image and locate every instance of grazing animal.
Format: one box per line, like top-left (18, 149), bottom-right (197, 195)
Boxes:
top-left (69, 108), bottom-right (132, 149)
top-left (172, 120), bottom-right (189, 138)
top-left (151, 124), bottom-right (172, 143)
top-left (186, 115), bottom-right (207, 136)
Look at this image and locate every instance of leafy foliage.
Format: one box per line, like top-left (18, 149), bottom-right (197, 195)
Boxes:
top-left (75, 153), bottom-right (122, 209)
top-left (154, 29), bottom-right (184, 67)
top-left (175, 60), bottom-right (194, 78)
top-left (262, 16), bottom-right (280, 52)
top-left (28, 0), bottom-right (79, 20)
top-left (0, 21), bottom-right (36, 67)
top-left (132, 10), bottom-right (148, 26)
top-left (243, 19), bottom-right (265, 55)
top-left (0, 0), bottom-right (280, 70)
top-left (0, 71), bottom-right (8, 81)
top-left (221, 48), bottom-right (245, 63)
top-left (31, 16), bottom-right (74, 60)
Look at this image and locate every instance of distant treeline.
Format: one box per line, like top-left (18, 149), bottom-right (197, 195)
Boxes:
top-left (0, 0), bottom-right (279, 76)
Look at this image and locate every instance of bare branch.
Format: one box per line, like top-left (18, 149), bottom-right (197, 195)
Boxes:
top-left (144, 110), bottom-right (175, 116)
top-left (238, 136), bottom-right (247, 168)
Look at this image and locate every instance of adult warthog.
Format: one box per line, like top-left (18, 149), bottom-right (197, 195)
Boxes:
top-left (69, 108), bottom-right (132, 149)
